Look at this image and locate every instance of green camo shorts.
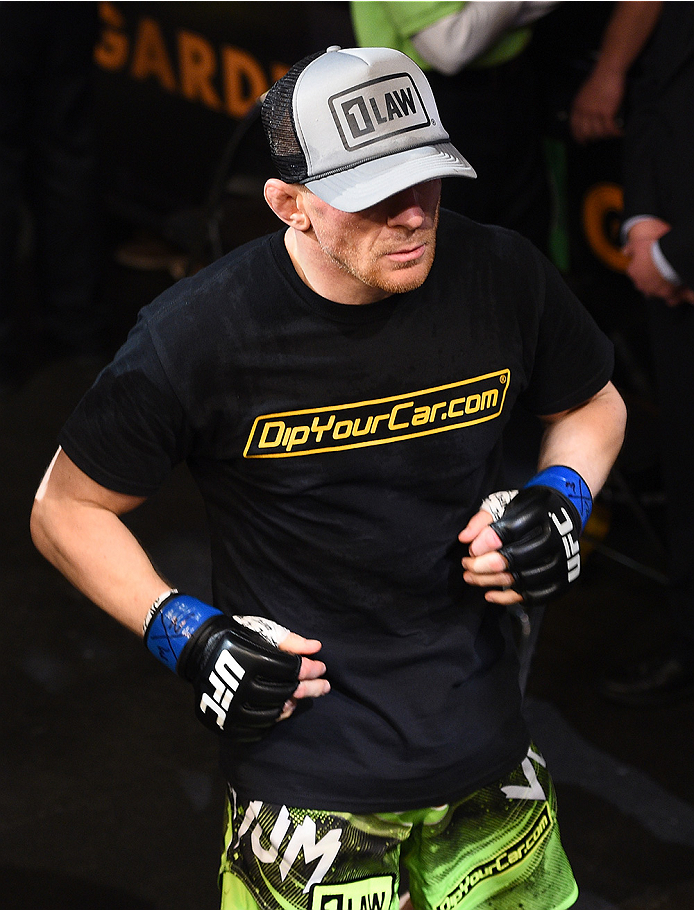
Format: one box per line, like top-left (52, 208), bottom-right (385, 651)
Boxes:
top-left (219, 745), bottom-right (578, 910)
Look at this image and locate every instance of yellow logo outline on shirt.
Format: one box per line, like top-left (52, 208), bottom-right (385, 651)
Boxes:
top-left (243, 369), bottom-right (510, 459)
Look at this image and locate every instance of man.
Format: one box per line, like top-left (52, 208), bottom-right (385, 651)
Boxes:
top-left (31, 47), bottom-right (625, 910)
top-left (601, 3), bottom-right (694, 705)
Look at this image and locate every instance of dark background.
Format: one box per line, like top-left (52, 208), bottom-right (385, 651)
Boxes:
top-left (3, 4), bottom-right (689, 909)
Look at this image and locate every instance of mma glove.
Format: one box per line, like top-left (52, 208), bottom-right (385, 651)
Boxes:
top-left (482, 466), bottom-right (592, 605)
top-left (143, 592), bottom-right (301, 742)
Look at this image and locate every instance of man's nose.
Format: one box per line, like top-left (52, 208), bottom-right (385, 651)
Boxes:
top-left (386, 183), bottom-right (436, 228)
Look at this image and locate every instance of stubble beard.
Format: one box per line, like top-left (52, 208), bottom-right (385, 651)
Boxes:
top-left (316, 209), bottom-right (439, 297)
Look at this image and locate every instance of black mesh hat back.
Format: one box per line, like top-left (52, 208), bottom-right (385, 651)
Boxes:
top-left (261, 50), bottom-right (324, 183)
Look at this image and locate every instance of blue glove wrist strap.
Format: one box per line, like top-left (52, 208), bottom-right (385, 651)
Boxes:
top-left (525, 465), bottom-right (592, 532)
top-left (145, 594), bottom-right (221, 673)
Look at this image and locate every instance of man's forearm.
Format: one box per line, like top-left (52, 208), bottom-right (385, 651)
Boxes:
top-left (536, 381), bottom-right (627, 497)
top-left (594, 1), bottom-right (662, 79)
top-left (30, 450), bottom-right (171, 635)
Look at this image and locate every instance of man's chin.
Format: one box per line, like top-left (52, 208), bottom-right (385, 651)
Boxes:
top-left (382, 276), bottom-right (428, 295)
top-left (378, 258), bottom-right (434, 295)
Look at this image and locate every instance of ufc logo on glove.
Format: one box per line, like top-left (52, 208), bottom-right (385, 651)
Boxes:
top-left (551, 510), bottom-right (581, 584)
top-left (201, 650), bottom-right (247, 729)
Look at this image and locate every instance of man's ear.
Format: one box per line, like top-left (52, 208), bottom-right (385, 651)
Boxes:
top-left (264, 179), bottom-right (312, 231)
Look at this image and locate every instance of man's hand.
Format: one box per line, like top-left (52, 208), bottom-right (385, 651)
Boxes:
top-left (623, 218), bottom-right (694, 306)
top-left (460, 467), bottom-right (590, 605)
top-left (144, 594), bottom-right (329, 741)
top-left (570, 66), bottom-right (626, 144)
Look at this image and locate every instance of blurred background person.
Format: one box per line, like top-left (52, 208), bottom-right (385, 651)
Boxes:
top-left (568, 1), bottom-right (662, 145)
top-left (599, 2), bottom-right (694, 704)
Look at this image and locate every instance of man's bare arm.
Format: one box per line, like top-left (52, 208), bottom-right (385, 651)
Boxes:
top-left (30, 447), bottom-right (167, 634)
top-left (30, 448), bottom-right (330, 729)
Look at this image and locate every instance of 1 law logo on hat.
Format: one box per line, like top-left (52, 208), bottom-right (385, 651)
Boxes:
top-left (262, 46), bottom-right (476, 212)
top-left (329, 73), bottom-right (431, 150)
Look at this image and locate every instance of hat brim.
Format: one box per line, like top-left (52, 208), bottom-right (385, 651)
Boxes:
top-left (303, 142), bottom-right (476, 213)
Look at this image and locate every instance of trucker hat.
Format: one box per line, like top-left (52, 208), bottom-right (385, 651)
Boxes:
top-left (261, 45), bottom-right (476, 212)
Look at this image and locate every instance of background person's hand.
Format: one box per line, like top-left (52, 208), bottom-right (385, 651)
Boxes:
top-left (623, 218), bottom-right (690, 305)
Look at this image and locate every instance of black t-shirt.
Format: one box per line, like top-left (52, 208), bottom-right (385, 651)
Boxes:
top-left (59, 210), bottom-right (614, 812)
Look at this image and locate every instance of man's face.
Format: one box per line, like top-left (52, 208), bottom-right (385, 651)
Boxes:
top-left (299, 179), bottom-right (441, 302)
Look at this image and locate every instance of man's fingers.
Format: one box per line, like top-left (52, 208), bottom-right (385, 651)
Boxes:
top-left (465, 524), bottom-right (503, 557)
top-left (297, 655), bottom-right (328, 682)
top-left (462, 549), bottom-right (507, 575)
top-left (278, 631), bottom-right (323, 655)
top-left (278, 673), bottom-right (331, 722)
top-left (463, 569), bottom-right (514, 589)
top-left (278, 701), bottom-right (296, 721)
top-left (463, 547), bottom-right (514, 592)
top-left (462, 557), bottom-right (522, 605)
top-left (481, 587), bottom-right (524, 606)
top-left (275, 631), bottom-right (330, 708)
top-left (458, 509), bottom-right (493, 544)
top-left (462, 557), bottom-right (513, 588)
top-left (293, 676), bottom-right (331, 699)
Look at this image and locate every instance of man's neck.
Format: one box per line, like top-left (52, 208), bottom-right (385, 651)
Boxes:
top-left (283, 228), bottom-right (390, 306)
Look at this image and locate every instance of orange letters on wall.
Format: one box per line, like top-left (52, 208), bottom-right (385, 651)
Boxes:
top-left (95, 2), bottom-right (290, 120)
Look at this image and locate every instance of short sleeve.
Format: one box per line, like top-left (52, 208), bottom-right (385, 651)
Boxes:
top-left (520, 254), bottom-right (615, 416)
top-left (58, 316), bottom-right (192, 496)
